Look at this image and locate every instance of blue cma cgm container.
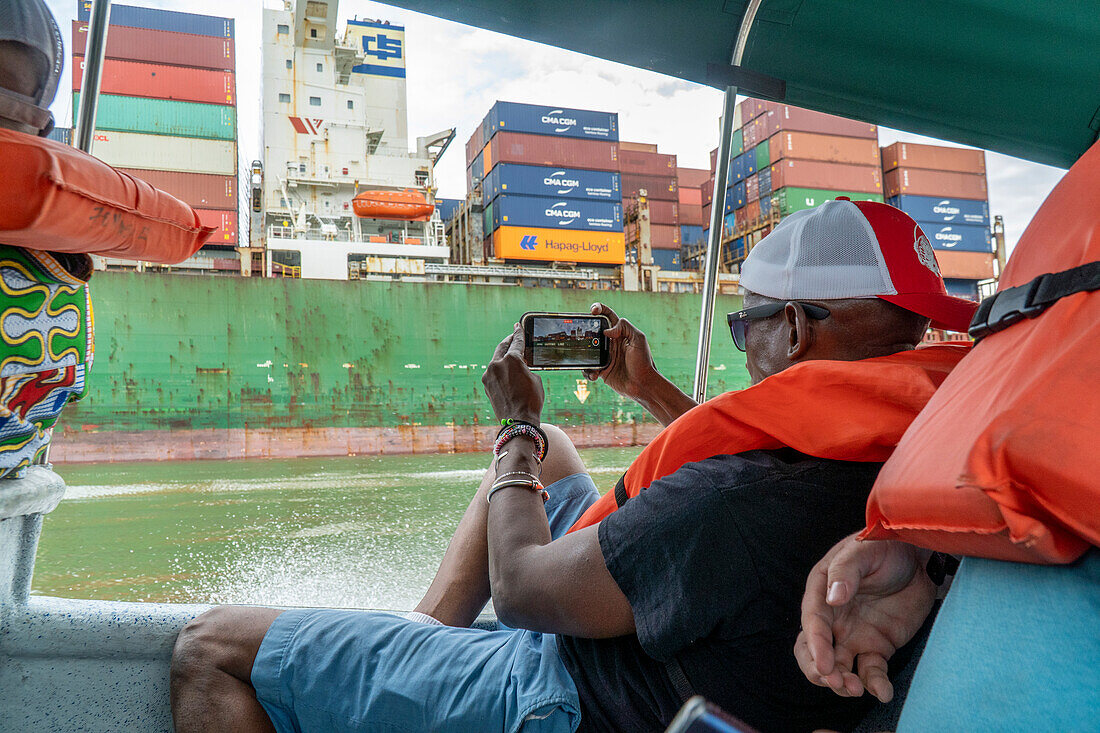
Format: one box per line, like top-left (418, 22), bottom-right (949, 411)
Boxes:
top-left (482, 101), bottom-right (618, 142)
top-left (921, 222), bottom-right (992, 253)
top-left (488, 195), bottom-right (623, 232)
top-left (483, 163), bottom-right (621, 203)
top-left (79, 2), bottom-right (234, 38)
top-left (887, 195), bottom-right (990, 226)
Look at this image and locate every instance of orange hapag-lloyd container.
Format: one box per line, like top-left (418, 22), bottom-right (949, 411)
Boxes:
top-left (73, 55), bottom-right (235, 106)
top-left (933, 250), bottom-right (995, 280)
top-left (492, 226), bottom-right (625, 264)
top-left (885, 167), bottom-right (988, 199)
top-left (881, 141), bottom-right (986, 174)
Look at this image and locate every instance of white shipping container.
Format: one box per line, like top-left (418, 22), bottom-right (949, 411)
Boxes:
top-left (89, 130), bottom-right (236, 175)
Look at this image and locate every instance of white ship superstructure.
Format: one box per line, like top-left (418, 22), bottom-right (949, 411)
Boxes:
top-left (260, 0), bottom-right (453, 279)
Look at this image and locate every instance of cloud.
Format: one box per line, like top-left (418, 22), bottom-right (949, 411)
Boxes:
top-left (45, 0), bottom-right (1066, 253)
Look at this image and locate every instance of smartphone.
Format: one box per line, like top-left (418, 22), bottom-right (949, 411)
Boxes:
top-left (520, 312), bottom-right (611, 371)
top-left (664, 697), bottom-right (759, 733)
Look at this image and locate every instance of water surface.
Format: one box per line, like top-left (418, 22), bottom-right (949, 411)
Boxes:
top-left (34, 448), bottom-right (641, 612)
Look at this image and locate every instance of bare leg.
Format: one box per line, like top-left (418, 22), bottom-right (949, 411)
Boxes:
top-left (413, 423), bottom-right (588, 627)
top-left (170, 606), bottom-right (284, 733)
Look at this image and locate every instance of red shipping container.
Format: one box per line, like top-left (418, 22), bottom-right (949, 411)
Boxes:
top-left (769, 130), bottom-right (882, 166)
top-left (761, 104), bottom-right (878, 140)
top-left (744, 200), bottom-right (762, 225)
top-left (702, 202), bottom-right (711, 226)
top-left (734, 207), bottom-right (747, 229)
top-left (620, 141), bottom-right (658, 153)
top-left (482, 131), bottom-right (618, 172)
top-left (702, 179), bottom-right (713, 205)
top-left (74, 56), bottom-right (235, 106)
top-left (679, 203), bottom-right (705, 225)
top-left (677, 167), bottom-right (710, 190)
top-left (744, 122), bottom-right (759, 148)
top-left (645, 200), bottom-right (679, 224)
top-left (196, 208), bottom-right (238, 245)
top-left (770, 159), bottom-right (883, 194)
top-left (678, 187), bottom-right (703, 207)
top-left (621, 173), bottom-right (678, 201)
top-left (117, 168), bottom-right (237, 209)
top-left (935, 250), bottom-right (995, 280)
top-left (627, 222), bottom-right (680, 249)
top-left (465, 128), bottom-right (484, 166)
top-left (739, 98), bottom-right (767, 124)
top-left (72, 21), bottom-right (235, 71)
top-left (618, 148), bottom-right (677, 175)
top-left (746, 174), bottom-right (759, 203)
top-left (881, 142), bottom-right (986, 174)
top-left (884, 167), bottom-right (987, 199)
top-left (709, 148), bottom-right (718, 172)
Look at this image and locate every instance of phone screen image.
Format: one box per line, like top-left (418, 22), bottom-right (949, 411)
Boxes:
top-left (524, 314), bottom-right (608, 369)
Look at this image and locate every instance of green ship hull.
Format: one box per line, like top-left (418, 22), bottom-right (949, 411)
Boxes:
top-left (54, 274), bottom-right (746, 462)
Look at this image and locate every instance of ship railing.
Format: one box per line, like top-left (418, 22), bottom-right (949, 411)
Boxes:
top-left (268, 225), bottom-right (431, 246)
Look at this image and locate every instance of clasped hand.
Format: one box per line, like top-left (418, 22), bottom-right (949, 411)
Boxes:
top-left (794, 533), bottom-right (937, 703)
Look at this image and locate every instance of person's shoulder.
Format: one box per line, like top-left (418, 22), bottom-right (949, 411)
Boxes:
top-left (687, 449), bottom-right (882, 493)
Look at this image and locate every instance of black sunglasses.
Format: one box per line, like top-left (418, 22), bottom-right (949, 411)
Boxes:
top-left (726, 302), bottom-right (831, 352)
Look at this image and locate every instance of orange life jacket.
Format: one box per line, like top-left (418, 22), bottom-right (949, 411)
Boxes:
top-left (567, 344), bottom-right (970, 533)
top-left (0, 128), bottom-right (212, 262)
top-left (862, 139), bottom-right (1100, 564)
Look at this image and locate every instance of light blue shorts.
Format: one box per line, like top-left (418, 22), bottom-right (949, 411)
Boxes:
top-left (252, 473), bottom-right (601, 733)
top-left (898, 548), bottom-right (1100, 732)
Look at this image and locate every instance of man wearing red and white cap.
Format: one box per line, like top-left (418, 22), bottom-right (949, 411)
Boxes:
top-left (739, 196), bottom-right (976, 338)
top-left (175, 201), bottom-right (974, 733)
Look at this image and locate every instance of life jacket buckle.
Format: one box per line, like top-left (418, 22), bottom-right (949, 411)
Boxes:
top-left (968, 275), bottom-right (1047, 341)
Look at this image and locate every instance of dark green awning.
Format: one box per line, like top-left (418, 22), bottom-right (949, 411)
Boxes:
top-left (381, 1), bottom-right (1099, 168)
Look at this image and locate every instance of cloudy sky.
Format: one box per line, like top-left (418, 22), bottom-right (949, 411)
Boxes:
top-left (46, 0), bottom-right (1068, 251)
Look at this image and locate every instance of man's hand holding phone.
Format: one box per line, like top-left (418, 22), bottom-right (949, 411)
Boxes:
top-left (582, 303), bottom-right (659, 402)
top-left (482, 323), bottom-right (544, 425)
top-left (585, 303), bottom-right (699, 426)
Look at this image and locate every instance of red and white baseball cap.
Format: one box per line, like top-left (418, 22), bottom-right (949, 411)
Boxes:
top-left (740, 198), bottom-right (978, 331)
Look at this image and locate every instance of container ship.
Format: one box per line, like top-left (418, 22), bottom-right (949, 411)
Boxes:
top-left (53, 0), bottom-right (1001, 462)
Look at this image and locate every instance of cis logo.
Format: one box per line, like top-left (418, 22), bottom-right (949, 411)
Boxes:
top-left (519, 235), bottom-right (538, 250)
top-left (363, 33), bottom-right (403, 61)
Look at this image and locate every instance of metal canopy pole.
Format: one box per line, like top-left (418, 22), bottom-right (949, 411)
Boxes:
top-left (692, 0), bottom-right (764, 402)
top-left (74, 0), bottom-right (112, 154)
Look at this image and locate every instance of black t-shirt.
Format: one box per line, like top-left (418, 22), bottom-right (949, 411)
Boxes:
top-left (557, 449), bottom-right (886, 733)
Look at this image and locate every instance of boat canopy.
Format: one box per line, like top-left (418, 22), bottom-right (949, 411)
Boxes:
top-left (381, 0), bottom-right (1099, 169)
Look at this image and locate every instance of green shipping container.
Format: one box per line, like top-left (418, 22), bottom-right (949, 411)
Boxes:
top-left (754, 140), bottom-right (770, 170)
top-left (770, 187), bottom-right (884, 215)
top-left (732, 128), bottom-right (743, 157)
top-left (74, 92), bottom-right (236, 141)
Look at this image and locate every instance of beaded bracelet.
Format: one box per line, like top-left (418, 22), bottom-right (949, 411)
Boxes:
top-left (498, 420), bottom-right (550, 458)
top-left (493, 423), bottom-right (548, 463)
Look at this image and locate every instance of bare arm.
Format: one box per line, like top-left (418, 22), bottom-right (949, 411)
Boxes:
top-left (482, 326), bottom-right (635, 637)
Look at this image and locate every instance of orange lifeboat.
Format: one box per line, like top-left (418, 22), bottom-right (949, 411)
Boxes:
top-left (352, 190), bottom-right (434, 222)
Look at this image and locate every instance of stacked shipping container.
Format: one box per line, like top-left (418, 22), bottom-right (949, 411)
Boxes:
top-left (694, 99), bottom-right (884, 271)
top-left (619, 143), bottom-right (680, 253)
top-left (882, 142), bottom-right (993, 299)
top-left (676, 167), bottom-right (710, 270)
top-left (467, 101), bottom-right (625, 265)
top-left (73, 2), bottom-right (238, 248)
